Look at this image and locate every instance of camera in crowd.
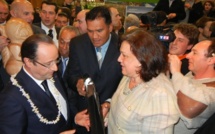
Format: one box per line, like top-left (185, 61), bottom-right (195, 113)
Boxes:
top-left (140, 11), bottom-right (176, 48)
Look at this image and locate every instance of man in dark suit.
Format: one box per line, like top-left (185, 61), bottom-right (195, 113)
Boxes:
top-left (57, 26), bottom-right (80, 118)
top-left (153, 0), bottom-right (186, 23)
top-left (10, 0), bottom-right (45, 34)
top-left (34, 1), bottom-right (60, 46)
top-left (0, 34), bottom-right (89, 134)
top-left (66, 6), bottom-right (122, 134)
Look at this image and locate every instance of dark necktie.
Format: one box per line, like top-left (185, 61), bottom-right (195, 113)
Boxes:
top-left (96, 47), bottom-right (102, 68)
top-left (41, 80), bottom-right (55, 103)
top-left (48, 29), bottom-right (53, 39)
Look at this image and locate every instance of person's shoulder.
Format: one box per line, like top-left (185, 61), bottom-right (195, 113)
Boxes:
top-left (0, 81), bottom-right (21, 98)
top-left (149, 73), bottom-right (175, 95)
top-left (32, 24), bottom-right (46, 34)
top-left (71, 33), bottom-right (89, 43)
top-left (111, 32), bottom-right (119, 40)
top-left (33, 23), bottom-right (41, 28)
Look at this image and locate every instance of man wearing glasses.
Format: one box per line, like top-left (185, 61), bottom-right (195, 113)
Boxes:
top-left (0, 34), bottom-right (90, 134)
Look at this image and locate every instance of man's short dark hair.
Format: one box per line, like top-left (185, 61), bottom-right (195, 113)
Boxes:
top-left (196, 16), bottom-right (215, 28)
top-left (173, 23), bottom-right (199, 45)
top-left (41, 1), bottom-right (58, 13)
top-left (58, 12), bottom-right (69, 19)
top-left (21, 34), bottom-right (54, 62)
top-left (86, 6), bottom-right (112, 25)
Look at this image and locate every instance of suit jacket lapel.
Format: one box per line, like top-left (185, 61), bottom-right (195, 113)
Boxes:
top-left (84, 36), bottom-right (100, 70)
top-left (101, 33), bottom-right (119, 70)
top-left (15, 68), bottom-right (58, 109)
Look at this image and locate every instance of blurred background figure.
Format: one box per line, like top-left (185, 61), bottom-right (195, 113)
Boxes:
top-left (123, 14), bottom-right (140, 33)
top-left (34, 1), bottom-right (59, 46)
top-left (55, 12), bottom-right (69, 29)
top-left (153, 0), bottom-right (186, 23)
top-left (188, 0), bottom-right (215, 24)
top-left (180, 0), bottom-right (195, 23)
top-left (0, 0), bottom-right (9, 25)
top-left (58, 26), bottom-right (80, 78)
top-left (58, 7), bottom-right (73, 25)
top-left (10, 0), bottom-right (45, 34)
top-left (209, 21), bottom-right (215, 37)
top-left (203, 0), bottom-right (215, 18)
top-left (108, 7), bottom-right (122, 35)
top-left (195, 16), bottom-right (215, 41)
top-left (62, 0), bottom-right (73, 9)
top-left (187, 0), bottom-right (204, 24)
top-left (75, 9), bottom-right (89, 34)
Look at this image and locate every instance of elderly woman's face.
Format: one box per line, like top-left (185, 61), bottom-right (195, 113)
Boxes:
top-left (118, 41), bottom-right (141, 77)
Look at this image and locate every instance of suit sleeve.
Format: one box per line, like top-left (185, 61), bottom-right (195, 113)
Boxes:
top-left (66, 39), bottom-right (83, 92)
top-left (0, 92), bottom-right (27, 134)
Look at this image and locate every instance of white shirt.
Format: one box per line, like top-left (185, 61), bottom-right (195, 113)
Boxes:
top-left (172, 72), bottom-right (215, 134)
top-left (41, 22), bottom-right (58, 47)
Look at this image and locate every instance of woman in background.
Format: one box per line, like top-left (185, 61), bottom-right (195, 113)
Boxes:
top-left (108, 29), bottom-right (179, 133)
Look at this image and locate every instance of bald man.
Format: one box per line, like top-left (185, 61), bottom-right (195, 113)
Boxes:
top-left (0, 0), bottom-right (9, 25)
top-left (10, 0), bottom-right (45, 34)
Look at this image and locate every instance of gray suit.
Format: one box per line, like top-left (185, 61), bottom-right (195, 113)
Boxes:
top-left (31, 24), bottom-right (46, 34)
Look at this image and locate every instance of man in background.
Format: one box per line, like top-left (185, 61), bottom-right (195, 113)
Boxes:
top-left (0, 0), bottom-right (9, 25)
top-left (169, 39), bottom-right (215, 134)
top-left (34, 1), bottom-right (60, 46)
top-left (58, 26), bottom-right (80, 78)
top-left (169, 23), bottom-right (199, 75)
top-left (196, 16), bottom-right (215, 42)
top-left (55, 12), bottom-right (69, 29)
top-left (75, 9), bottom-right (89, 34)
top-left (10, 0), bottom-right (45, 34)
top-left (66, 6), bottom-right (122, 134)
top-left (153, 0), bottom-right (186, 23)
top-left (108, 7), bottom-right (122, 35)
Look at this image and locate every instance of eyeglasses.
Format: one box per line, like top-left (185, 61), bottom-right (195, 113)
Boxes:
top-left (33, 58), bottom-right (61, 69)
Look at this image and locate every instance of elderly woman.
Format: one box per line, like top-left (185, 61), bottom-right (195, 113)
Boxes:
top-left (108, 29), bottom-right (179, 133)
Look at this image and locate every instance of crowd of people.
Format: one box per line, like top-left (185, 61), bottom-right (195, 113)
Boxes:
top-left (0, 0), bottom-right (215, 134)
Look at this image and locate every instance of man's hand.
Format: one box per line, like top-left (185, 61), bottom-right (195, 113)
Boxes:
top-left (75, 109), bottom-right (90, 131)
top-left (101, 102), bottom-right (110, 118)
top-left (168, 54), bottom-right (182, 74)
top-left (76, 79), bottom-right (86, 96)
top-left (60, 129), bottom-right (76, 134)
top-left (0, 36), bottom-right (9, 52)
top-left (167, 13), bottom-right (176, 19)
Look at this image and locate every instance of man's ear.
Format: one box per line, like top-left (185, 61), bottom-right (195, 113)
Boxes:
top-left (198, 27), bottom-right (203, 33)
top-left (10, 10), bottom-right (16, 17)
top-left (24, 58), bottom-right (33, 67)
top-left (207, 56), bottom-right (215, 66)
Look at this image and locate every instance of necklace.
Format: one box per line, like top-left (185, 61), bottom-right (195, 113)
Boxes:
top-left (10, 75), bottom-right (61, 124)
